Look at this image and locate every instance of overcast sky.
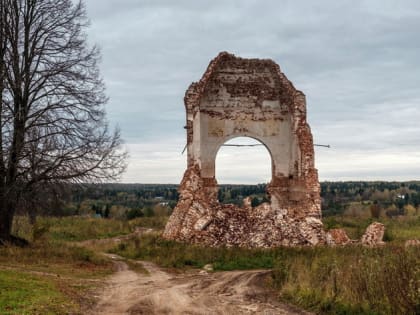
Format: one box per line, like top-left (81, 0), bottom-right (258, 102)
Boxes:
top-left (84, 0), bottom-right (420, 184)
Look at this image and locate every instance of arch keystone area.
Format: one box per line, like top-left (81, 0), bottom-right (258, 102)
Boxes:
top-left (163, 52), bottom-right (327, 247)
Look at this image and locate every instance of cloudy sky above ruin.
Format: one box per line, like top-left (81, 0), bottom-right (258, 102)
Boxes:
top-left (85, 0), bottom-right (420, 184)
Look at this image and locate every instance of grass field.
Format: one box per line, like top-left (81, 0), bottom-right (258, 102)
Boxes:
top-left (0, 216), bottom-right (133, 314)
top-left (0, 269), bottom-right (78, 315)
top-left (323, 215), bottom-right (420, 242)
top-left (12, 216), bottom-right (133, 242)
top-left (0, 264), bottom-right (106, 314)
top-left (0, 240), bottom-right (114, 314)
top-left (2, 214), bottom-right (419, 314)
top-left (0, 215), bottom-right (171, 314)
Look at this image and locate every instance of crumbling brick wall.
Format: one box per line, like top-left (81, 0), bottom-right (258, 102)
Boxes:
top-left (163, 52), bottom-right (325, 247)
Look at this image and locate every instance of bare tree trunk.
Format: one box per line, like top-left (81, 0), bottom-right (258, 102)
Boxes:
top-left (0, 198), bottom-right (14, 243)
top-left (0, 1), bottom-right (24, 242)
top-left (0, 0), bottom-right (126, 242)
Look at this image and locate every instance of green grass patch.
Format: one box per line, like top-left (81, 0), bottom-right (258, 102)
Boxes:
top-left (125, 260), bottom-right (150, 275)
top-left (0, 241), bottom-right (113, 279)
top-left (2, 215), bottom-right (171, 314)
top-left (43, 216), bottom-right (132, 242)
top-left (322, 215), bottom-right (420, 241)
top-left (12, 215), bottom-right (169, 243)
top-left (280, 289), bottom-right (378, 315)
top-left (0, 270), bottom-right (79, 315)
top-left (128, 216), bottom-right (169, 230)
top-left (384, 216), bottom-right (420, 242)
top-left (0, 229), bottom-right (115, 314)
top-left (110, 232), bottom-right (279, 270)
top-left (278, 245), bottom-right (420, 315)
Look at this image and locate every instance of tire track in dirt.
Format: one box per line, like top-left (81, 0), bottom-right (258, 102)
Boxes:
top-left (89, 254), bottom-right (311, 315)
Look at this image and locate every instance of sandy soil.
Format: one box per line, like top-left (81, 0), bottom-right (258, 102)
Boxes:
top-left (88, 254), bottom-right (310, 315)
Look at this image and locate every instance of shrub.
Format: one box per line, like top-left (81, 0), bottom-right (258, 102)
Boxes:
top-left (126, 208), bottom-right (144, 220)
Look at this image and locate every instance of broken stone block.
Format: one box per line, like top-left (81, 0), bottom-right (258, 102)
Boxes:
top-left (194, 216), bottom-right (212, 231)
top-left (326, 228), bottom-right (351, 245)
top-left (361, 222), bottom-right (385, 246)
top-left (243, 197), bottom-right (252, 209)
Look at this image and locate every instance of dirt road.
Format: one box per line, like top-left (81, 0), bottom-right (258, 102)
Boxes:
top-left (89, 254), bottom-right (309, 315)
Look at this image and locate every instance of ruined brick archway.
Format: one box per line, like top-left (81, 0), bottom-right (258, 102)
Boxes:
top-left (163, 52), bottom-right (327, 247)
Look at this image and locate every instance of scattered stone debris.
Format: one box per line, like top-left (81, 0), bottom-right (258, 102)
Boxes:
top-left (361, 222), bottom-right (385, 246)
top-left (163, 52), bottom-right (385, 248)
top-left (326, 228), bottom-right (352, 246)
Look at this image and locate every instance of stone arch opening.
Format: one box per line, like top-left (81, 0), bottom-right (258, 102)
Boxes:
top-left (215, 137), bottom-right (272, 206)
top-left (215, 136), bottom-right (273, 184)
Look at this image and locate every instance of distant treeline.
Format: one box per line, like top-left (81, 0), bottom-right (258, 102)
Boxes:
top-left (46, 181), bottom-right (420, 219)
top-left (321, 181), bottom-right (420, 217)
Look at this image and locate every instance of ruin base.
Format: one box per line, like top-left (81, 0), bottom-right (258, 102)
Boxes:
top-left (163, 165), bottom-right (326, 247)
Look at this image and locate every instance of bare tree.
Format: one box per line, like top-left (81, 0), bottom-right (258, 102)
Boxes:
top-left (0, 0), bottom-right (127, 243)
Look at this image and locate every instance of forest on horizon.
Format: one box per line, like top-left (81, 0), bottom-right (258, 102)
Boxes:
top-left (32, 181), bottom-right (420, 220)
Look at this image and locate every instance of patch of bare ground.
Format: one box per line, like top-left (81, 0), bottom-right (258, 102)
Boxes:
top-left (88, 253), bottom-right (310, 315)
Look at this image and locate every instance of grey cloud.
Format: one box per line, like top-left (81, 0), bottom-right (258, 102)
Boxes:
top-left (83, 0), bottom-right (420, 182)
